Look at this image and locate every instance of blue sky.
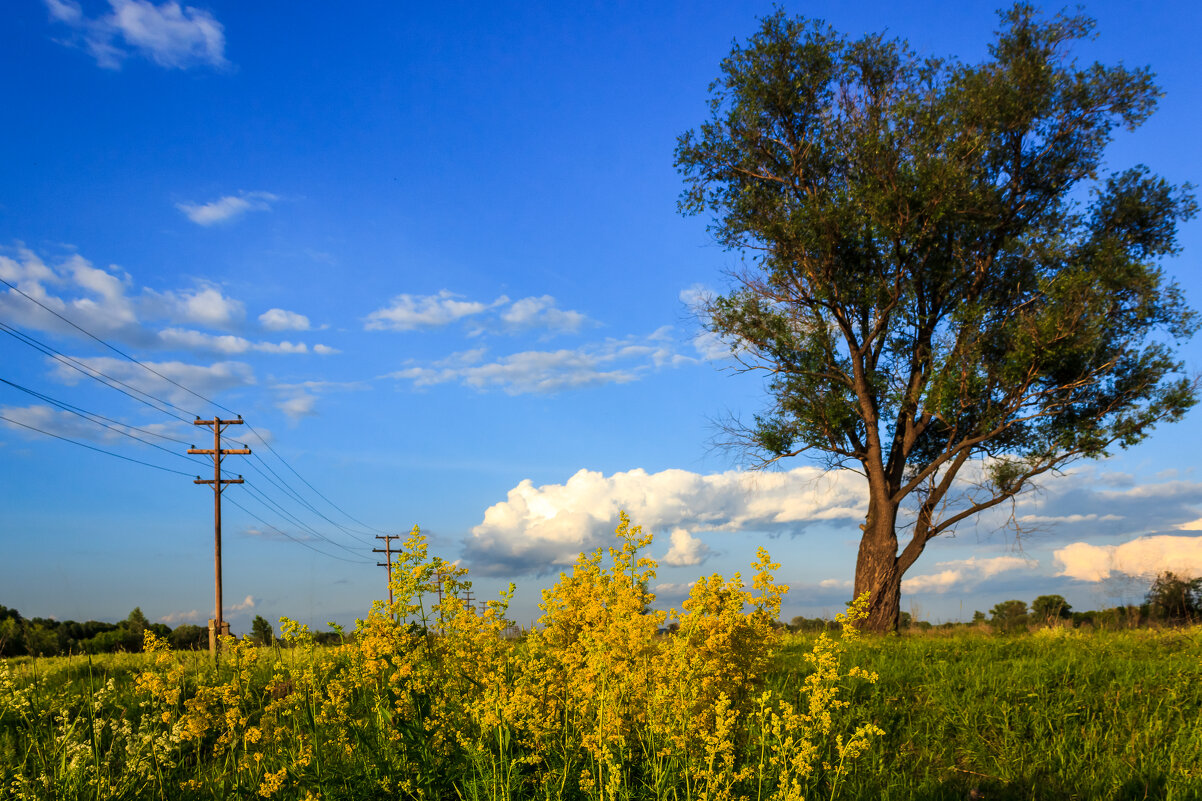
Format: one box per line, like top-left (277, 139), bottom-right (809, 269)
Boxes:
top-left (2, 0), bottom-right (1201, 632)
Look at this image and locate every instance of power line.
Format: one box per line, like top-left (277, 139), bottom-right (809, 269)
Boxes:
top-left (240, 480), bottom-right (365, 558)
top-left (242, 421), bottom-right (387, 536)
top-left (1, 276), bottom-right (238, 416)
top-left (241, 453), bottom-right (375, 544)
top-left (2, 281), bottom-right (381, 540)
top-left (0, 378), bottom-right (207, 469)
top-left (224, 494), bottom-right (373, 565)
top-left (0, 413), bottom-right (197, 477)
top-left (0, 322), bottom-right (199, 423)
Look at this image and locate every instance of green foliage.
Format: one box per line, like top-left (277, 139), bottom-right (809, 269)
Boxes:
top-left (989, 600), bottom-right (1029, 630)
top-left (1031, 594), bottom-right (1072, 623)
top-left (675, 3), bottom-right (1197, 631)
top-left (250, 614), bottom-right (274, 646)
top-left (1145, 571), bottom-right (1202, 622)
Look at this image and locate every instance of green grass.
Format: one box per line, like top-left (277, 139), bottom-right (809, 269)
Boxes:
top-left (2, 627), bottom-right (1199, 800)
top-left (788, 626), bottom-right (1202, 800)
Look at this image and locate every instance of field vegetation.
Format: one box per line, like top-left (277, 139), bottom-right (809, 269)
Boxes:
top-left (1, 518), bottom-right (1199, 800)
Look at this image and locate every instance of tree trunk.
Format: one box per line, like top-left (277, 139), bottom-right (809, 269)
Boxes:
top-left (853, 496), bottom-right (903, 633)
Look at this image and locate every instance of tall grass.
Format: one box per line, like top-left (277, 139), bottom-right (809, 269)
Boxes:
top-left (0, 516), bottom-right (881, 801)
top-left (795, 625), bottom-right (1202, 800)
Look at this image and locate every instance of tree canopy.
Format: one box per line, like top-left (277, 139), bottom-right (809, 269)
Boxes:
top-left (676, 4), bottom-right (1197, 631)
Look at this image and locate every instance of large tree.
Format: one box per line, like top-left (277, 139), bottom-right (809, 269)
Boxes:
top-left (676, 5), bottom-right (1197, 632)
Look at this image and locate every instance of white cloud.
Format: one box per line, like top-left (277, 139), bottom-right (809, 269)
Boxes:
top-left (662, 528), bottom-right (712, 567)
top-left (229, 594), bottom-right (256, 612)
top-left (177, 192), bottom-right (278, 226)
top-left (0, 249), bottom-right (148, 342)
top-left (1054, 535), bottom-right (1202, 582)
top-left (464, 466), bottom-right (866, 574)
top-left (365, 291), bottom-right (494, 331)
top-left (259, 308), bottom-right (311, 332)
top-left (49, 355), bottom-right (254, 406)
top-left (312, 344), bottom-right (340, 356)
top-left (388, 329), bottom-right (686, 395)
top-left (146, 284), bottom-right (245, 329)
top-left (159, 608), bottom-right (204, 625)
top-left (272, 380), bottom-right (368, 422)
top-left (651, 582), bottom-right (696, 600)
top-left (818, 578), bottom-right (853, 589)
top-left (494, 295), bottom-right (589, 335)
top-left (679, 284), bottom-right (740, 362)
top-left (46, 0), bottom-right (227, 70)
top-left (367, 291), bottom-right (590, 337)
top-left (901, 555), bottom-right (1032, 594)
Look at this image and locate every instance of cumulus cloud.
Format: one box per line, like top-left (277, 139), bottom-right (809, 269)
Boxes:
top-left (901, 555), bottom-right (1033, 594)
top-left (45, 0), bottom-right (227, 70)
top-left (366, 291), bottom-right (495, 331)
top-left (2, 246), bottom-right (331, 362)
top-left (463, 466), bottom-right (867, 575)
top-left (228, 594), bottom-right (256, 612)
top-left (491, 295), bottom-right (589, 336)
top-left (387, 329), bottom-right (686, 395)
top-left (1, 249), bottom-right (147, 342)
top-left (259, 308), bottom-right (311, 332)
top-left (1054, 535), bottom-right (1202, 582)
top-left (176, 192), bottom-right (278, 226)
top-left (662, 528), bottom-right (713, 567)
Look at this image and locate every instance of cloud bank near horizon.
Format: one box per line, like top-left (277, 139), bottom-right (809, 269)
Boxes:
top-left (463, 466), bottom-right (868, 575)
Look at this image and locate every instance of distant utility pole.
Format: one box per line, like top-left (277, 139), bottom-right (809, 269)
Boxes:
top-left (373, 534), bottom-right (400, 611)
top-left (189, 416), bottom-right (250, 660)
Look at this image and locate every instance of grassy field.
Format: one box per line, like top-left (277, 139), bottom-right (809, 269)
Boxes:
top-left (3, 628), bottom-right (1199, 800)
top-left (800, 626), bottom-right (1202, 800)
top-left (2, 527), bottom-right (1199, 800)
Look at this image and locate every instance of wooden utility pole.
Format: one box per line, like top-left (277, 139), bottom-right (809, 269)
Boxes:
top-left (189, 416), bottom-right (250, 659)
top-left (373, 534), bottom-right (400, 611)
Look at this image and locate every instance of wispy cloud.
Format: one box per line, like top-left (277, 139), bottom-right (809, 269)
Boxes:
top-left (272, 380), bottom-right (369, 422)
top-left (463, 466), bottom-right (867, 575)
top-left (157, 328), bottom-right (317, 355)
top-left (177, 192), bottom-right (278, 226)
top-left (49, 355), bottom-right (255, 406)
top-left (45, 0), bottom-right (227, 70)
top-left (387, 328), bottom-right (686, 395)
top-left (901, 556), bottom-right (1033, 594)
top-left (159, 608), bottom-right (204, 625)
top-left (1054, 535), bottom-right (1202, 582)
top-left (0, 404), bottom-right (189, 448)
top-left (366, 290), bottom-right (590, 336)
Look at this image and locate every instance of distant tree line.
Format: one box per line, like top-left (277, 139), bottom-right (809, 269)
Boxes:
top-left (786, 571), bottom-right (1202, 633)
top-left (979, 572), bottom-right (1202, 632)
top-left (0, 607), bottom-right (304, 657)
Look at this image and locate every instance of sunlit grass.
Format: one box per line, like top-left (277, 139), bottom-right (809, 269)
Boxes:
top-left (0, 515), bottom-right (881, 801)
